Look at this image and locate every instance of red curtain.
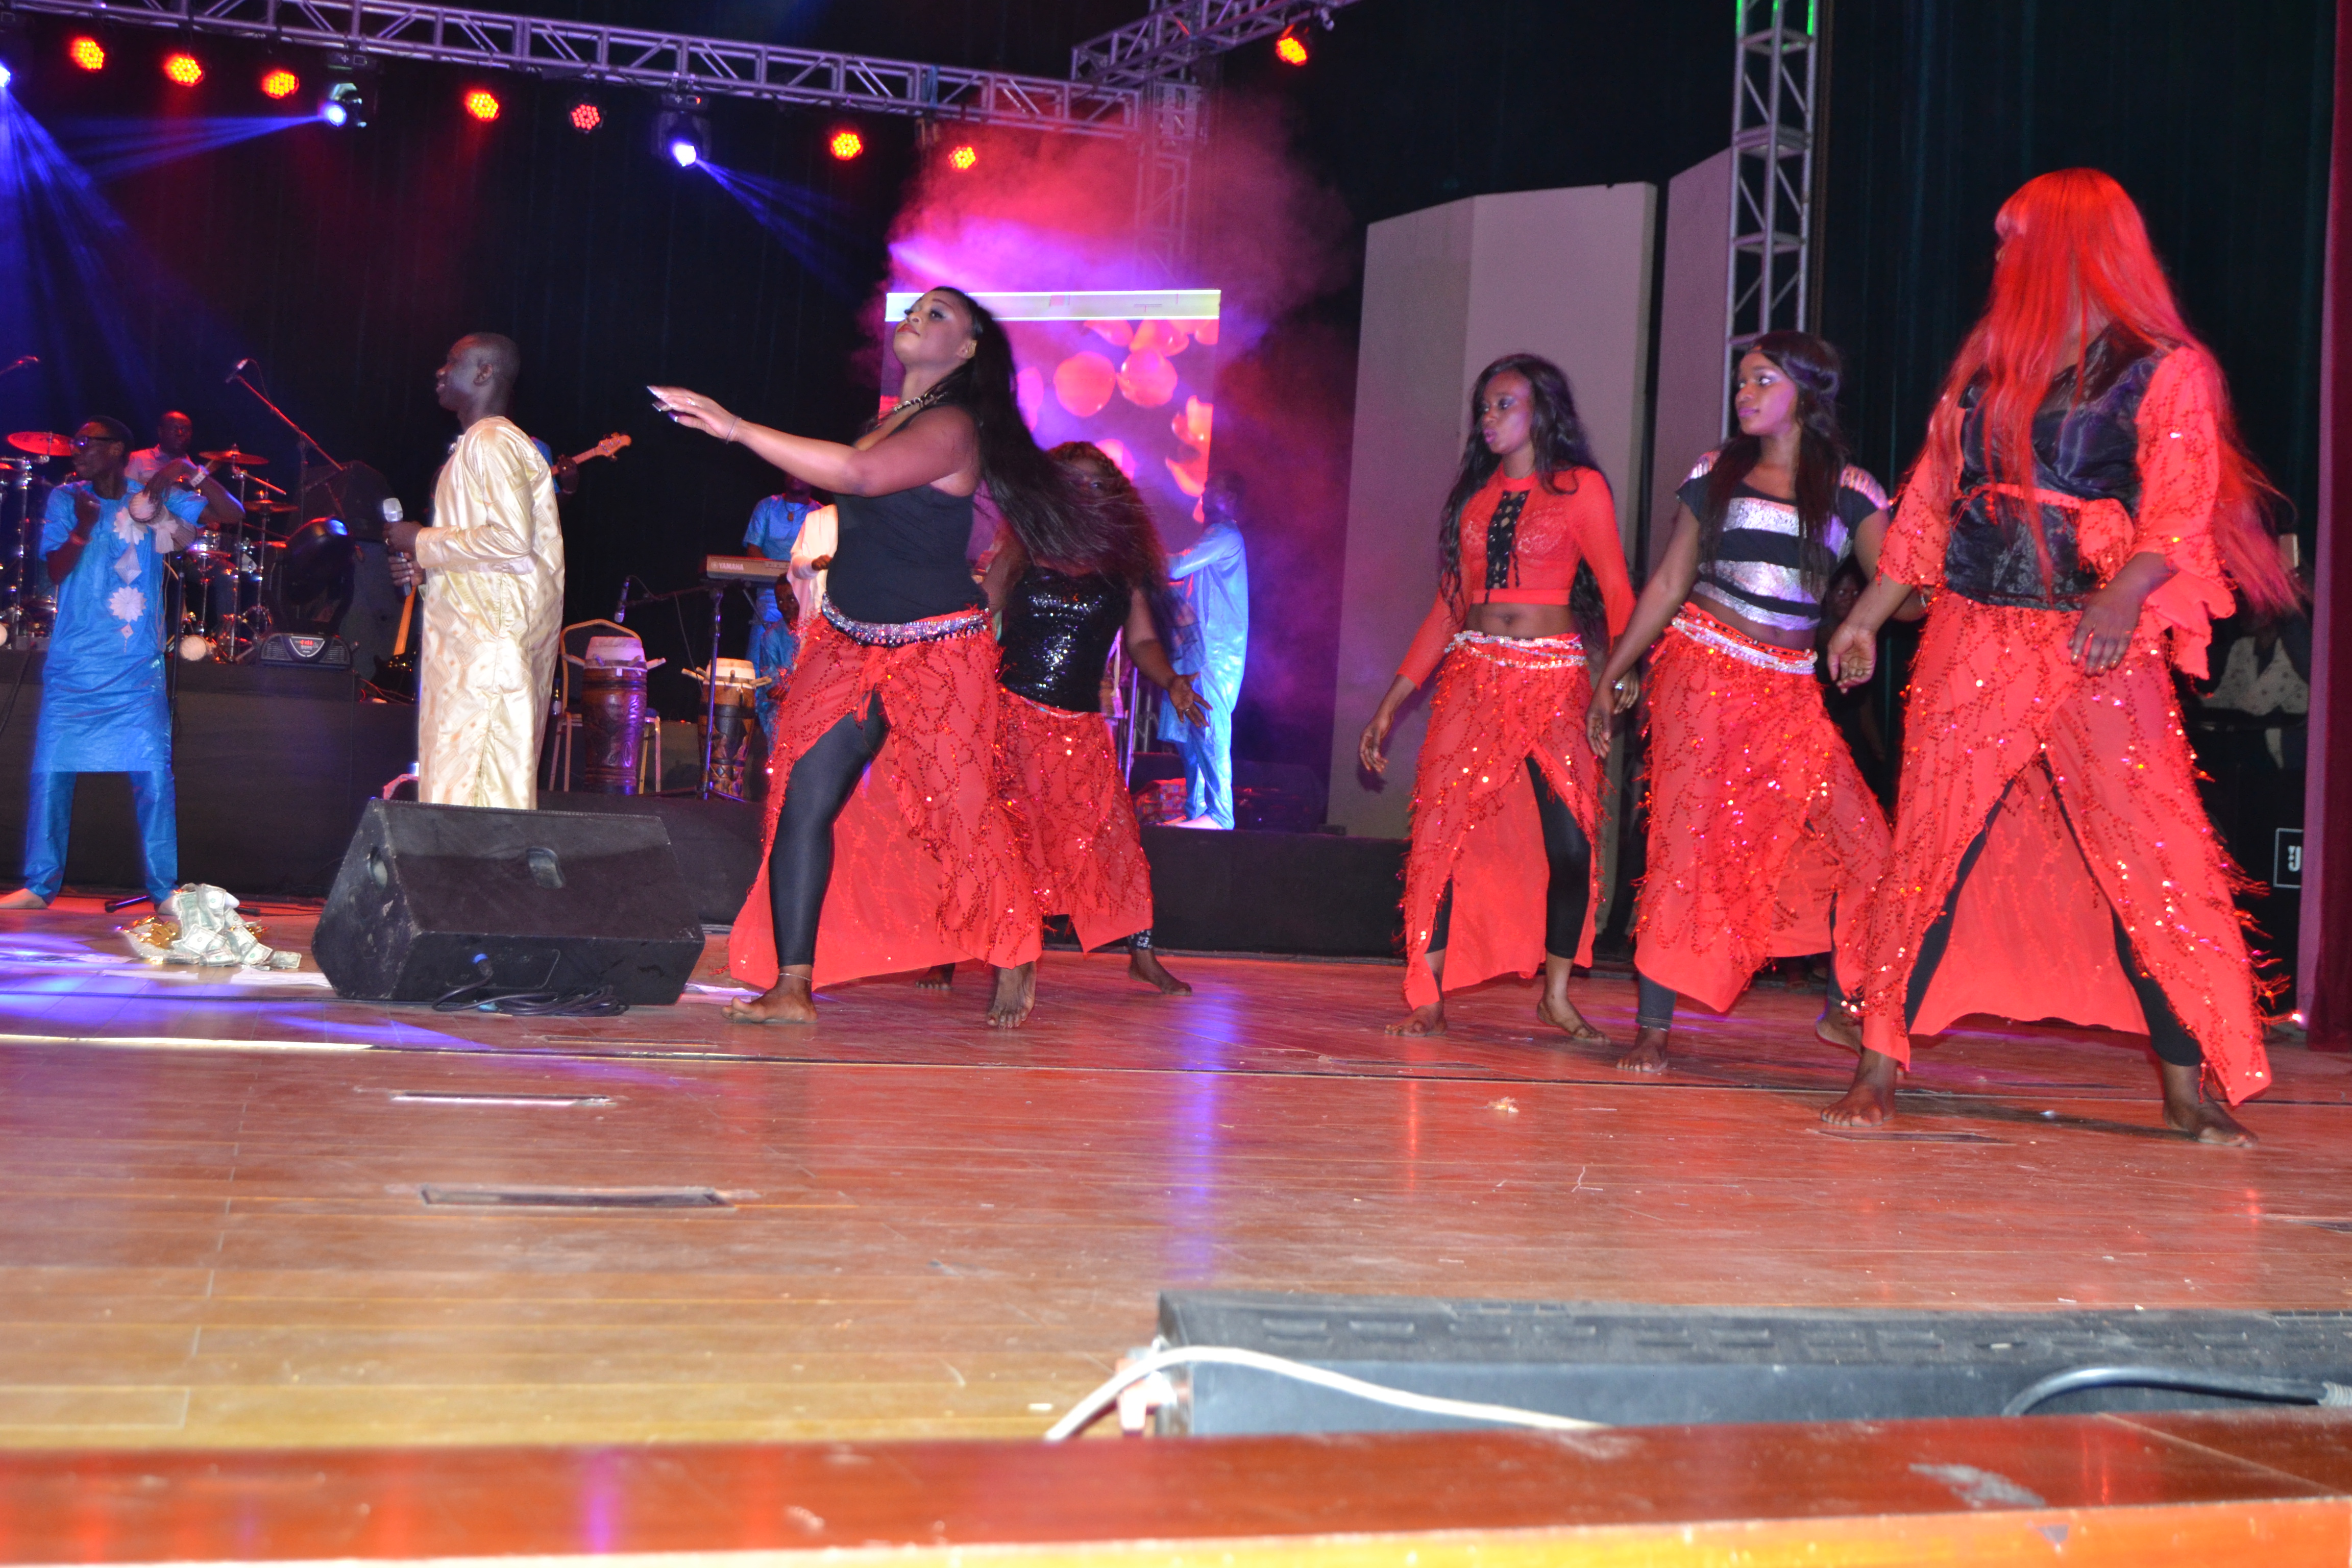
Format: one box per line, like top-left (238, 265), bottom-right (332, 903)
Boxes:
top-left (2305, 0), bottom-right (2352, 1046)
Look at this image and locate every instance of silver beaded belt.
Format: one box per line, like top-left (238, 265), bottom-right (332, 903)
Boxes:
top-left (1448, 629), bottom-right (1587, 670)
top-left (1669, 610), bottom-right (1817, 674)
top-left (822, 599), bottom-right (990, 647)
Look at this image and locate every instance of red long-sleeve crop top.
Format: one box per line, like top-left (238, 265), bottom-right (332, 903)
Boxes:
top-left (1395, 468), bottom-right (1636, 687)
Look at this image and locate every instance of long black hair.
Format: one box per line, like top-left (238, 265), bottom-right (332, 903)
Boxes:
top-left (1700, 330), bottom-right (1847, 597)
top-left (900, 286), bottom-right (1120, 570)
top-left (1048, 441), bottom-right (1191, 658)
top-left (1438, 354), bottom-right (1609, 649)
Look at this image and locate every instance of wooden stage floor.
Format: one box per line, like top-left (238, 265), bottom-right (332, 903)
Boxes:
top-left (4, 895), bottom-right (2351, 1561)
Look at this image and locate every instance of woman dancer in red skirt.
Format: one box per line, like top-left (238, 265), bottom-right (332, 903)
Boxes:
top-left (1822, 169), bottom-right (2301, 1142)
top-left (1359, 355), bottom-right (1634, 1038)
top-left (651, 286), bottom-right (1111, 1028)
top-left (973, 442), bottom-right (1208, 1017)
top-left (1585, 331), bottom-right (1900, 1072)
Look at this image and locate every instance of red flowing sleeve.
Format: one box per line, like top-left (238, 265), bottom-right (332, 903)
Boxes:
top-left (2130, 344), bottom-right (2236, 677)
top-left (1396, 591), bottom-right (1462, 688)
top-left (1567, 475), bottom-right (1635, 638)
top-left (1878, 413), bottom-right (1958, 590)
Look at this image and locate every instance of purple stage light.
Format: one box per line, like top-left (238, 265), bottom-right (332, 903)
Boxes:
top-left (669, 138), bottom-right (699, 168)
top-left (320, 100), bottom-right (348, 127)
top-left (0, 63), bottom-right (12, 92)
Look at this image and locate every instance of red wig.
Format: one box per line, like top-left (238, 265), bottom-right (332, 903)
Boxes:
top-left (1911, 168), bottom-right (2298, 615)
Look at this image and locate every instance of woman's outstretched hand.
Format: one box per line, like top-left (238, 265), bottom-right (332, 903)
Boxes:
top-left (648, 386), bottom-right (738, 442)
top-left (1358, 709), bottom-right (1393, 777)
top-left (1166, 674), bottom-right (1208, 728)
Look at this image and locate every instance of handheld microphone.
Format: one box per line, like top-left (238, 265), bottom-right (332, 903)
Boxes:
top-left (615, 576), bottom-right (633, 625)
top-left (224, 357), bottom-right (254, 385)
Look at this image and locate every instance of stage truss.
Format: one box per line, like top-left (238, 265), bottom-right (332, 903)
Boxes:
top-left (1724, 0), bottom-right (1820, 423)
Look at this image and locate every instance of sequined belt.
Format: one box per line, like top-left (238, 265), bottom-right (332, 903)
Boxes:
top-left (822, 599), bottom-right (990, 647)
top-left (1448, 629), bottom-right (1587, 671)
top-left (1668, 609), bottom-right (1817, 674)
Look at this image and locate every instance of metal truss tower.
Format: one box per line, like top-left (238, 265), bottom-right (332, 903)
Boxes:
top-left (1724, 0), bottom-right (1821, 424)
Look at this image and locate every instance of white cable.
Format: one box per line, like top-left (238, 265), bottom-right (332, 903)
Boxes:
top-left (1042, 1344), bottom-right (1608, 1442)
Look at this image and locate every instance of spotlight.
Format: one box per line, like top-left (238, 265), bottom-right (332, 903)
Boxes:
top-left (1275, 24), bottom-right (1309, 64)
top-left (68, 36), bottom-right (106, 71)
top-left (653, 92), bottom-right (710, 170)
top-left (566, 93), bottom-right (602, 134)
top-left (463, 87), bottom-right (501, 122)
top-left (321, 76), bottom-right (372, 129)
top-left (0, 63), bottom-right (11, 93)
top-left (828, 128), bottom-right (864, 161)
top-left (947, 143), bottom-right (978, 171)
top-left (163, 51), bottom-right (205, 87)
top-left (261, 66), bottom-right (299, 99)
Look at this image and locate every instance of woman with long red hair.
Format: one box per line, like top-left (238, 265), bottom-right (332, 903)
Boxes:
top-left (1822, 169), bottom-right (2300, 1143)
top-left (1359, 355), bottom-right (1634, 1039)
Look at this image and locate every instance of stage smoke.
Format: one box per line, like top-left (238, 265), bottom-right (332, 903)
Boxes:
top-left (697, 161), bottom-right (858, 296)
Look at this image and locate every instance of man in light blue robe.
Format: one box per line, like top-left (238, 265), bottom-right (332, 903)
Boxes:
top-left (744, 481), bottom-right (813, 739)
top-left (2, 418), bottom-right (211, 909)
top-left (1156, 474), bottom-right (1249, 829)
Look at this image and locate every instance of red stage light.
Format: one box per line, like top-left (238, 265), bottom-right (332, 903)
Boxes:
top-left (829, 129), bottom-right (864, 161)
top-left (948, 143), bottom-right (978, 171)
top-left (68, 36), bottom-right (106, 72)
top-left (1274, 27), bottom-right (1309, 65)
top-left (464, 88), bottom-right (501, 122)
top-left (162, 52), bottom-right (205, 87)
top-left (260, 67), bottom-right (300, 100)
top-left (569, 100), bottom-right (603, 133)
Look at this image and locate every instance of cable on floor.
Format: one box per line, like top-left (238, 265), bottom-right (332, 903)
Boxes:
top-left (2001, 1364), bottom-right (2352, 1417)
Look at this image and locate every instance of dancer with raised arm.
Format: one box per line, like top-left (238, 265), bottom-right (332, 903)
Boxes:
top-left (653, 286), bottom-right (1105, 1028)
top-left (1820, 169), bottom-right (2301, 1144)
top-left (1358, 356), bottom-right (1634, 1040)
top-left (977, 442), bottom-right (1207, 1009)
top-left (1585, 332), bottom-right (1898, 1073)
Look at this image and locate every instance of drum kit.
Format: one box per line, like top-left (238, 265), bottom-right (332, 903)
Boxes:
top-left (2, 431), bottom-right (325, 662)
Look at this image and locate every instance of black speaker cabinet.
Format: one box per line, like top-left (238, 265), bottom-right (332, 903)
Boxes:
top-left (313, 800), bottom-right (703, 1004)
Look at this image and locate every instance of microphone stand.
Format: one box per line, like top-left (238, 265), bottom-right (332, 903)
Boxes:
top-left (227, 365), bottom-right (341, 531)
top-left (615, 580), bottom-right (736, 801)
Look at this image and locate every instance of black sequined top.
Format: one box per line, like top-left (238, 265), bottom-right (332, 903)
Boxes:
top-left (999, 566), bottom-right (1128, 713)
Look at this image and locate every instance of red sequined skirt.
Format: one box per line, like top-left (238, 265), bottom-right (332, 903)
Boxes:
top-left (1401, 632), bottom-right (1601, 1010)
top-left (1858, 595), bottom-right (2271, 1104)
top-left (997, 691), bottom-right (1155, 952)
top-left (1633, 610), bottom-right (1890, 1013)
top-left (727, 612), bottom-right (1041, 990)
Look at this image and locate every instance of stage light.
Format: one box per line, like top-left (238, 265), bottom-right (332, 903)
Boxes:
top-left (68, 36), bottom-right (106, 71)
top-left (0, 62), bottom-right (12, 93)
top-left (1275, 25), bottom-right (1309, 64)
top-left (566, 94), bottom-right (602, 133)
top-left (321, 77), bottom-right (371, 128)
top-left (828, 128), bottom-right (863, 160)
top-left (163, 51), bottom-right (205, 87)
top-left (653, 93), bottom-right (710, 170)
top-left (947, 143), bottom-right (977, 171)
top-left (463, 88), bottom-right (501, 122)
top-left (260, 66), bottom-right (299, 100)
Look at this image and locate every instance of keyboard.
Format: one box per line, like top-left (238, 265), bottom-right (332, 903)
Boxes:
top-left (704, 554), bottom-right (789, 583)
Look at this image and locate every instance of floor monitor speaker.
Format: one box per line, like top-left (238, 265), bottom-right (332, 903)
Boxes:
top-left (314, 799), bottom-right (702, 1003)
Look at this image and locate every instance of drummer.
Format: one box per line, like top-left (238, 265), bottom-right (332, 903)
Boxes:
top-left (125, 411), bottom-right (243, 531)
top-left (1, 418), bottom-right (207, 911)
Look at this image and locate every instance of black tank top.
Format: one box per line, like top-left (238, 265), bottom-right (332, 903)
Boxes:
top-left (825, 483), bottom-right (983, 624)
top-left (998, 567), bottom-right (1127, 713)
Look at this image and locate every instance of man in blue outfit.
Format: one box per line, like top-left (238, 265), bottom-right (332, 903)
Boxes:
top-left (743, 477), bottom-right (814, 739)
top-left (1157, 472), bottom-right (1249, 829)
top-left (3, 418), bottom-right (230, 909)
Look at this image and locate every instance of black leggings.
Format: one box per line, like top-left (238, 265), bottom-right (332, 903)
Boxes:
top-left (768, 697), bottom-right (889, 969)
top-left (1429, 757), bottom-right (1590, 961)
top-left (1903, 785), bottom-right (2201, 1067)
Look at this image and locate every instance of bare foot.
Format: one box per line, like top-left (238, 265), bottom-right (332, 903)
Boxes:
top-left (0, 889), bottom-right (51, 911)
top-left (1820, 1047), bottom-right (1900, 1126)
top-left (1536, 993), bottom-right (1609, 1045)
top-left (1386, 1003), bottom-right (1447, 1037)
top-left (1615, 1026), bottom-right (1670, 1073)
top-left (916, 963), bottom-right (956, 990)
top-left (2160, 1061), bottom-right (2258, 1146)
top-left (724, 973), bottom-right (818, 1025)
top-left (1128, 948), bottom-right (1191, 995)
top-left (988, 962), bottom-right (1036, 1028)
top-left (1815, 1003), bottom-right (1863, 1054)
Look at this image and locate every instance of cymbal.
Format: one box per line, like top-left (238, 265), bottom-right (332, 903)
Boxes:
top-left (199, 448), bottom-right (267, 467)
top-left (8, 431), bottom-right (73, 457)
top-left (245, 499), bottom-right (295, 513)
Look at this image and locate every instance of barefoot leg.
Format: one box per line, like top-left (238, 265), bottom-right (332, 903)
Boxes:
top-left (1535, 952), bottom-right (1608, 1044)
top-left (987, 962), bottom-right (1036, 1028)
top-left (1387, 947), bottom-right (1448, 1035)
top-left (724, 967), bottom-right (819, 1025)
top-left (1615, 1026), bottom-right (1670, 1073)
top-left (2160, 1060), bottom-right (2258, 1146)
top-left (0, 889), bottom-right (52, 911)
top-left (1820, 1047), bottom-right (1899, 1126)
top-left (1128, 944), bottom-right (1191, 995)
top-left (1815, 1001), bottom-right (1863, 1054)
top-left (916, 963), bottom-right (956, 990)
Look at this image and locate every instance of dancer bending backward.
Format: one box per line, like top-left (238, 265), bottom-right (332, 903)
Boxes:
top-left (1586, 332), bottom-right (1901, 1073)
top-left (1822, 169), bottom-right (2302, 1143)
top-left (652, 287), bottom-right (1106, 1028)
top-left (977, 443), bottom-right (1209, 1013)
top-left (1359, 356), bottom-right (1634, 1038)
